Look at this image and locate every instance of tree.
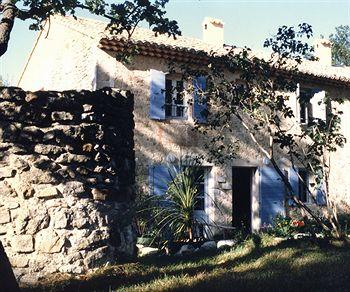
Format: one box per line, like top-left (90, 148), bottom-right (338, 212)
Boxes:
top-left (330, 25), bottom-right (350, 66)
top-left (0, 0), bottom-right (180, 57)
top-left (174, 24), bottom-right (346, 238)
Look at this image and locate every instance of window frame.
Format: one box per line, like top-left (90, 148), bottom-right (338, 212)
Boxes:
top-left (164, 77), bottom-right (188, 120)
top-left (298, 88), bottom-right (314, 125)
top-left (193, 167), bottom-right (206, 211)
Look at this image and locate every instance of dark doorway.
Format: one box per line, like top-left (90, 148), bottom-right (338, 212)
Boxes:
top-left (232, 167), bottom-right (253, 231)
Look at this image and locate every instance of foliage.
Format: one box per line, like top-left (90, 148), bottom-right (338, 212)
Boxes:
top-left (330, 25), bottom-right (350, 66)
top-left (152, 165), bottom-right (205, 244)
top-left (267, 214), bottom-right (330, 239)
top-left (133, 187), bottom-right (158, 240)
top-left (0, 0), bottom-right (181, 57)
top-left (176, 23), bottom-right (347, 238)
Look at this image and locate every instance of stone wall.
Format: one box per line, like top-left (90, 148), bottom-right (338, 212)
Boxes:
top-left (0, 87), bottom-right (135, 284)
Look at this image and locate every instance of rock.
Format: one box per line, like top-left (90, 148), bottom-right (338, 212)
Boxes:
top-left (83, 104), bottom-right (93, 112)
top-left (0, 181), bottom-right (15, 197)
top-left (58, 181), bottom-right (85, 197)
top-left (52, 209), bottom-right (69, 229)
top-left (51, 111), bottom-right (74, 121)
top-left (217, 176), bottom-right (226, 183)
top-left (0, 225), bottom-right (7, 235)
top-left (14, 203), bottom-right (49, 235)
top-left (176, 244), bottom-right (195, 256)
top-left (220, 182), bottom-right (232, 190)
top-left (83, 246), bottom-right (109, 268)
top-left (71, 209), bottom-right (89, 229)
top-left (91, 188), bottom-right (107, 201)
top-left (7, 202), bottom-right (20, 210)
top-left (70, 228), bottom-right (108, 250)
top-left (10, 256), bottom-right (29, 268)
top-left (200, 241), bottom-right (217, 250)
top-left (56, 153), bottom-right (90, 164)
top-left (139, 246), bottom-right (159, 257)
top-left (34, 144), bottom-right (64, 155)
top-left (81, 112), bottom-right (96, 122)
top-left (217, 239), bottom-right (236, 250)
top-left (0, 209), bottom-right (10, 224)
top-left (36, 229), bottom-right (65, 253)
top-left (35, 185), bottom-right (62, 200)
top-left (12, 235), bottom-right (34, 253)
top-left (0, 167), bottom-right (16, 179)
top-left (9, 156), bottom-right (30, 173)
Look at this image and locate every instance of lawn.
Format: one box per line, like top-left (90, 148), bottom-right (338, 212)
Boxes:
top-left (24, 237), bottom-right (350, 292)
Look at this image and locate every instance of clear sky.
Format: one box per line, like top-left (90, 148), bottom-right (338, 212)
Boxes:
top-left (0, 0), bottom-right (349, 85)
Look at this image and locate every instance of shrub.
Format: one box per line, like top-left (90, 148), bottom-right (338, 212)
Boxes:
top-left (267, 214), bottom-right (329, 239)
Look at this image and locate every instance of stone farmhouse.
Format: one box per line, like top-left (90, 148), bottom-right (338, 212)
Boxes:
top-left (18, 16), bottom-right (350, 235)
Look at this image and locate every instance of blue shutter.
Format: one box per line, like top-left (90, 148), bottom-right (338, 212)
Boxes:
top-left (149, 164), bottom-right (172, 196)
top-left (260, 166), bottom-right (285, 225)
top-left (316, 182), bottom-right (327, 205)
top-left (289, 167), bottom-right (299, 206)
top-left (149, 69), bottom-right (166, 120)
top-left (193, 76), bottom-right (207, 123)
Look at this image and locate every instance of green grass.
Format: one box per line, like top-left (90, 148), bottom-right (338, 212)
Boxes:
top-left (24, 237), bottom-right (350, 292)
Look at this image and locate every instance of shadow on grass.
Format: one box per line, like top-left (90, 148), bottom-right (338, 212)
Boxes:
top-left (23, 239), bottom-right (350, 292)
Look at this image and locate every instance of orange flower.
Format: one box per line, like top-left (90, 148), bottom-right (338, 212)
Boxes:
top-left (298, 221), bottom-right (305, 227)
top-left (291, 220), bottom-right (299, 227)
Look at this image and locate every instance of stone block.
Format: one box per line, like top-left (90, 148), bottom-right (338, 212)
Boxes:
top-left (221, 182), bottom-right (232, 190)
top-left (91, 188), bottom-right (107, 201)
top-left (83, 246), bottom-right (109, 268)
top-left (34, 144), bottom-right (64, 155)
top-left (217, 176), bottom-right (226, 183)
top-left (36, 229), bottom-right (65, 254)
top-left (35, 185), bottom-right (62, 200)
top-left (10, 256), bottom-right (29, 268)
top-left (51, 111), bottom-right (74, 121)
top-left (0, 167), bottom-right (16, 179)
top-left (12, 235), bottom-right (34, 253)
top-left (56, 153), bottom-right (90, 164)
top-left (0, 208), bottom-right (10, 224)
top-left (7, 201), bottom-right (20, 210)
top-left (0, 225), bottom-right (7, 235)
top-left (52, 209), bottom-right (69, 229)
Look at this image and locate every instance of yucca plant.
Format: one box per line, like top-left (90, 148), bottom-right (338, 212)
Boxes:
top-left (154, 165), bottom-right (205, 242)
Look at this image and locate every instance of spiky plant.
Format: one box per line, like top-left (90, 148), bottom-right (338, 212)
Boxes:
top-left (154, 166), bottom-right (204, 242)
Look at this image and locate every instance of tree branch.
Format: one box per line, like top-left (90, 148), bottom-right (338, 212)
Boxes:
top-left (0, 0), bottom-right (17, 57)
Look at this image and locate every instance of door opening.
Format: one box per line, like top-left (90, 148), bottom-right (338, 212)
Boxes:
top-left (232, 167), bottom-right (254, 232)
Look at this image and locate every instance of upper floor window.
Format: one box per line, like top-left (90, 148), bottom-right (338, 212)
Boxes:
top-left (299, 89), bottom-right (314, 124)
top-left (298, 86), bottom-right (326, 124)
top-left (150, 69), bottom-right (207, 123)
top-left (165, 78), bottom-right (186, 118)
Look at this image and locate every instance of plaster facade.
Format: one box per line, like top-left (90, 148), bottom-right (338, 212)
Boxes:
top-left (18, 17), bottom-right (350, 233)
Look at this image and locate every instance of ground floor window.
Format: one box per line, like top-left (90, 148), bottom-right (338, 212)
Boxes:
top-left (194, 167), bottom-right (205, 211)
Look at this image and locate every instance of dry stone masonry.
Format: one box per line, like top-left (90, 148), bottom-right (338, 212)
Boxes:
top-left (0, 87), bottom-right (135, 284)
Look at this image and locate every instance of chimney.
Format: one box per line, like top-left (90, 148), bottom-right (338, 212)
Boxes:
top-left (314, 39), bottom-right (332, 66)
top-left (202, 17), bottom-right (224, 46)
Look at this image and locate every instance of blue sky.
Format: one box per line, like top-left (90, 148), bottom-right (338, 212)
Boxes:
top-left (1, 0), bottom-right (349, 85)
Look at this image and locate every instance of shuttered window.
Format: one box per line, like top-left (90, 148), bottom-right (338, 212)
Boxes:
top-left (298, 87), bottom-right (326, 124)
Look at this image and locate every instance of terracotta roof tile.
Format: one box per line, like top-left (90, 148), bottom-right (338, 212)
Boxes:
top-left (54, 16), bottom-right (350, 86)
